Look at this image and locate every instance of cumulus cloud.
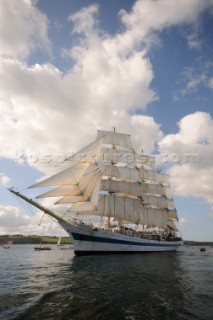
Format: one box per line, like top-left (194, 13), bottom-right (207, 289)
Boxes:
top-left (117, 0), bottom-right (213, 53)
top-left (0, 205), bottom-right (37, 235)
top-left (0, 0), bottom-right (50, 59)
top-left (0, 0), bottom-right (212, 177)
top-left (0, 1), bottom-right (161, 172)
top-left (159, 112), bottom-right (213, 214)
top-left (0, 173), bottom-right (10, 186)
top-left (0, 204), bottom-right (65, 236)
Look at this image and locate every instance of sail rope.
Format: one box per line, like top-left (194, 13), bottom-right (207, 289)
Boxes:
top-left (11, 192), bottom-right (40, 225)
top-left (10, 192), bottom-right (65, 234)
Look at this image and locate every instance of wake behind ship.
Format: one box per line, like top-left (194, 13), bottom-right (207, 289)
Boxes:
top-left (9, 129), bottom-right (183, 255)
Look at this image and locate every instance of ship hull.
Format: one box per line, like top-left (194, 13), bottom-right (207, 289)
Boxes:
top-left (61, 223), bottom-right (183, 256)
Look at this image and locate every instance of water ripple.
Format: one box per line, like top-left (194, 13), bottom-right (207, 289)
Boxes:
top-left (0, 245), bottom-right (212, 320)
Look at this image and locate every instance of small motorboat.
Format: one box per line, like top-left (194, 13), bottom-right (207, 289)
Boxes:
top-left (34, 245), bottom-right (52, 251)
top-left (200, 247), bottom-right (206, 252)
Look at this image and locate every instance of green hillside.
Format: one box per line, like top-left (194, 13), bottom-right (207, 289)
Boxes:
top-left (0, 234), bottom-right (72, 245)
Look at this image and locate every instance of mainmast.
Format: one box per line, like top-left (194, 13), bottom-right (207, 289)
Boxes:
top-left (107, 126), bottom-right (116, 229)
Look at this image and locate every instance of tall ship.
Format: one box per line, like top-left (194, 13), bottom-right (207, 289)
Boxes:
top-left (9, 129), bottom-right (183, 255)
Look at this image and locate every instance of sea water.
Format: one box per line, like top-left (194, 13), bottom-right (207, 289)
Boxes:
top-left (0, 245), bottom-right (212, 320)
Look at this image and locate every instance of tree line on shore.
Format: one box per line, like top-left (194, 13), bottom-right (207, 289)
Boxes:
top-left (0, 234), bottom-right (72, 245)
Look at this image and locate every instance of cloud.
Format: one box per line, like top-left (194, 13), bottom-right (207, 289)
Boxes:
top-left (0, 204), bottom-right (66, 236)
top-left (0, 173), bottom-right (10, 186)
top-left (186, 30), bottom-right (202, 50)
top-left (173, 61), bottom-right (213, 100)
top-left (0, 0), bottom-right (213, 177)
top-left (0, 0), bottom-right (50, 59)
top-left (68, 4), bottom-right (99, 34)
top-left (118, 0), bottom-right (213, 53)
top-left (178, 217), bottom-right (195, 225)
top-left (0, 1), bottom-right (161, 172)
top-left (207, 77), bottom-right (213, 89)
top-left (0, 205), bottom-right (38, 235)
top-left (159, 112), bottom-right (213, 208)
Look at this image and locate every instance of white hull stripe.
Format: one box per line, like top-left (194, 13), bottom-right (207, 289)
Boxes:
top-left (71, 232), bottom-right (180, 247)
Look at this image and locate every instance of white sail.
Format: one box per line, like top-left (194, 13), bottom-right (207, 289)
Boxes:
top-left (37, 185), bottom-right (81, 198)
top-left (90, 194), bottom-right (141, 224)
top-left (101, 179), bottom-right (141, 196)
top-left (167, 219), bottom-right (178, 231)
top-left (141, 207), bottom-right (167, 229)
top-left (99, 147), bottom-right (134, 164)
top-left (103, 165), bottom-right (140, 183)
top-left (66, 136), bottom-right (103, 163)
top-left (140, 168), bottom-right (169, 185)
top-left (57, 236), bottom-right (61, 246)
top-left (142, 195), bottom-right (175, 209)
top-left (30, 129), bottom-right (179, 230)
top-left (141, 183), bottom-right (172, 197)
top-left (74, 194), bottom-right (169, 228)
top-left (30, 162), bottom-right (89, 188)
top-left (97, 130), bottom-right (133, 150)
top-left (101, 179), bottom-right (172, 198)
top-left (69, 178), bottom-right (101, 211)
top-left (56, 172), bottom-right (101, 204)
top-left (37, 165), bottom-right (101, 198)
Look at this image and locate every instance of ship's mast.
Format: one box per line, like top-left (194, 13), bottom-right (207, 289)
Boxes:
top-left (107, 126), bottom-right (116, 229)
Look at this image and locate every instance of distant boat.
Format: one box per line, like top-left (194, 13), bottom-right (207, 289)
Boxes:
top-left (200, 247), bottom-right (206, 252)
top-left (60, 246), bottom-right (72, 250)
top-left (34, 245), bottom-right (52, 251)
top-left (34, 226), bottom-right (51, 251)
top-left (57, 236), bottom-right (70, 250)
top-left (57, 236), bottom-right (61, 246)
top-left (2, 241), bottom-right (13, 249)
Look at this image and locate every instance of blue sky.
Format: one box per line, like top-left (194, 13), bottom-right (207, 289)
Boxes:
top-left (0, 0), bottom-right (213, 241)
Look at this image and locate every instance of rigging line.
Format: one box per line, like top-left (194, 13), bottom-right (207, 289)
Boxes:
top-left (11, 193), bottom-right (40, 225)
top-left (10, 192), bottom-right (66, 234)
top-left (11, 191), bottom-right (60, 227)
top-left (22, 196), bottom-right (38, 215)
top-left (38, 212), bottom-right (45, 225)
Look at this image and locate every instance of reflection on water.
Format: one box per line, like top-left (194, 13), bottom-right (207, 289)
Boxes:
top-left (0, 245), bottom-right (212, 320)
